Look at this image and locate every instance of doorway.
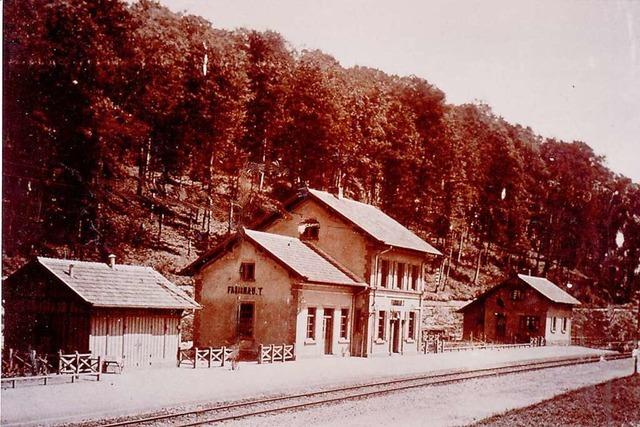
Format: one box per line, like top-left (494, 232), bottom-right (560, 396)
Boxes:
top-left (496, 313), bottom-right (506, 340)
top-left (323, 309), bottom-right (334, 355)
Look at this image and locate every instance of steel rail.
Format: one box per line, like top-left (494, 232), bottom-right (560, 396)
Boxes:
top-left (99, 352), bottom-right (632, 427)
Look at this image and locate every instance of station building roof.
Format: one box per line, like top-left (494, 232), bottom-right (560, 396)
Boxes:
top-left (305, 189), bottom-right (442, 256)
top-left (244, 229), bottom-right (365, 287)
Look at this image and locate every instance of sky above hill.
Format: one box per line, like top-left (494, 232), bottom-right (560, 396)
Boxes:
top-left (157, 0), bottom-right (640, 182)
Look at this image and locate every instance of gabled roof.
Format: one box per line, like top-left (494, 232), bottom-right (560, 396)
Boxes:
top-left (305, 189), bottom-right (441, 255)
top-left (244, 230), bottom-right (365, 287)
top-left (35, 257), bottom-right (200, 310)
top-left (458, 274), bottom-right (580, 312)
top-left (517, 274), bottom-right (581, 305)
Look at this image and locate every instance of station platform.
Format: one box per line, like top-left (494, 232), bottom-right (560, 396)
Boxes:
top-left (0, 346), bottom-right (616, 426)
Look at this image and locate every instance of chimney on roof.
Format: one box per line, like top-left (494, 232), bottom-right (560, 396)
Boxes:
top-left (108, 254), bottom-right (116, 269)
top-left (68, 264), bottom-right (74, 276)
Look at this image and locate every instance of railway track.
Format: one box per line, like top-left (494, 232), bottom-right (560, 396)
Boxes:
top-left (100, 352), bottom-right (632, 427)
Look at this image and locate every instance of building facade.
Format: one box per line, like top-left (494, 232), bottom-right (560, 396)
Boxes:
top-left (184, 188), bottom-right (441, 358)
top-left (3, 257), bottom-right (199, 369)
top-left (459, 274), bottom-right (580, 345)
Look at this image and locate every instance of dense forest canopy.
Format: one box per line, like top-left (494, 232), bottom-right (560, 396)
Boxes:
top-left (3, 0), bottom-right (639, 304)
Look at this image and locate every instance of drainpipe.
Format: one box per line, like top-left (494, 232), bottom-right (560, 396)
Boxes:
top-left (419, 258), bottom-right (427, 352)
top-left (371, 245), bottom-right (393, 355)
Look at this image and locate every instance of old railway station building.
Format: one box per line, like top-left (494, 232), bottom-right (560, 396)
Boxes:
top-left (3, 256), bottom-right (200, 369)
top-left (458, 274), bottom-right (581, 345)
top-left (182, 188), bottom-right (442, 358)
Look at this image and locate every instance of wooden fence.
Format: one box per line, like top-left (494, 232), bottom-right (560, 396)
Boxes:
top-left (1, 349), bottom-right (101, 388)
top-left (258, 344), bottom-right (295, 363)
top-left (177, 346), bottom-right (236, 368)
top-left (422, 337), bottom-right (544, 354)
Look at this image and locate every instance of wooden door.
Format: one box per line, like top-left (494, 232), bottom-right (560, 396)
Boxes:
top-left (323, 309), bottom-right (334, 355)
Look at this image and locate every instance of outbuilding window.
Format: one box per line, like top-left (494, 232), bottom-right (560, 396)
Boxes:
top-left (306, 307), bottom-right (317, 340)
top-left (377, 311), bottom-right (386, 340)
top-left (511, 289), bottom-right (524, 301)
top-left (521, 316), bottom-right (540, 333)
top-left (561, 317), bottom-right (568, 333)
top-left (340, 309), bottom-right (349, 340)
top-left (550, 316), bottom-right (557, 333)
top-left (299, 219), bottom-right (320, 240)
top-left (240, 262), bottom-right (255, 281)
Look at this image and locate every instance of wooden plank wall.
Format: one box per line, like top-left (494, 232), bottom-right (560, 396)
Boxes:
top-left (90, 309), bottom-right (181, 369)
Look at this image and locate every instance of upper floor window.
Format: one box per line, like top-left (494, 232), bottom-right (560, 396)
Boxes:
top-left (511, 289), bottom-right (524, 301)
top-left (380, 260), bottom-right (390, 288)
top-left (396, 262), bottom-right (405, 289)
top-left (410, 265), bottom-right (420, 291)
top-left (240, 262), bottom-right (255, 281)
top-left (299, 219), bottom-right (320, 240)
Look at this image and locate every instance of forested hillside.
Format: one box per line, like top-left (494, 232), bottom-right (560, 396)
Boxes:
top-left (4, 0), bottom-right (640, 304)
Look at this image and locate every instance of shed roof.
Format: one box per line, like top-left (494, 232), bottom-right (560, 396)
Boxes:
top-left (36, 257), bottom-right (200, 310)
top-left (517, 274), bottom-right (581, 305)
top-left (306, 189), bottom-right (441, 255)
top-left (458, 274), bottom-right (580, 312)
top-left (244, 229), bottom-right (365, 287)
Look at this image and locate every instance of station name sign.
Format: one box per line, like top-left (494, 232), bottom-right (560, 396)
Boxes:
top-left (227, 285), bottom-right (263, 296)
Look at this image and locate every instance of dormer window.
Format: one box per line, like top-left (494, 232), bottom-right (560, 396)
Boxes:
top-left (298, 219), bottom-right (320, 240)
top-left (240, 262), bottom-right (255, 281)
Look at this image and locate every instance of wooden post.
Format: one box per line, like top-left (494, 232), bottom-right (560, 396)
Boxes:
top-left (8, 348), bottom-right (14, 372)
top-left (270, 344), bottom-right (275, 363)
top-left (75, 351), bottom-right (80, 377)
top-left (258, 345), bottom-right (263, 364)
top-left (58, 350), bottom-right (62, 374)
top-left (292, 343), bottom-right (296, 361)
top-left (97, 356), bottom-right (101, 381)
top-left (221, 346), bottom-right (226, 367)
top-left (208, 347), bottom-right (213, 368)
top-left (194, 348), bottom-right (198, 369)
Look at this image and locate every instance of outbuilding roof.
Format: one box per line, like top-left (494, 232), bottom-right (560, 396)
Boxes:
top-left (244, 229), bottom-right (365, 287)
top-left (517, 274), bottom-right (581, 305)
top-left (458, 273), bottom-right (580, 312)
top-left (306, 189), bottom-right (441, 255)
top-left (36, 257), bottom-right (200, 310)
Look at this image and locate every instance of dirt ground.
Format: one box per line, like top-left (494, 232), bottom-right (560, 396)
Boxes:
top-left (0, 346), bottom-right (620, 426)
top-left (235, 359), bottom-right (635, 427)
top-left (474, 374), bottom-right (640, 426)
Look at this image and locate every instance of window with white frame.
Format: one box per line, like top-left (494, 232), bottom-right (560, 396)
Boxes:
top-left (550, 316), bottom-right (557, 333)
top-left (410, 264), bottom-right (420, 291)
top-left (377, 311), bottom-right (386, 340)
top-left (340, 309), bottom-right (349, 340)
top-left (306, 307), bottom-right (316, 340)
top-left (380, 260), bottom-right (390, 288)
top-left (396, 262), bottom-right (405, 289)
top-left (561, 317), bottom-right (568, 333)
top-left (408, 312), bottom-right (416, 340)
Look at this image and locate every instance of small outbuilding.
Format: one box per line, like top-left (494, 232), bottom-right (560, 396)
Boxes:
top-left (458, 274), bottom-right (580, 345)
top-left (2, 256), bottom-right (200, 369)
